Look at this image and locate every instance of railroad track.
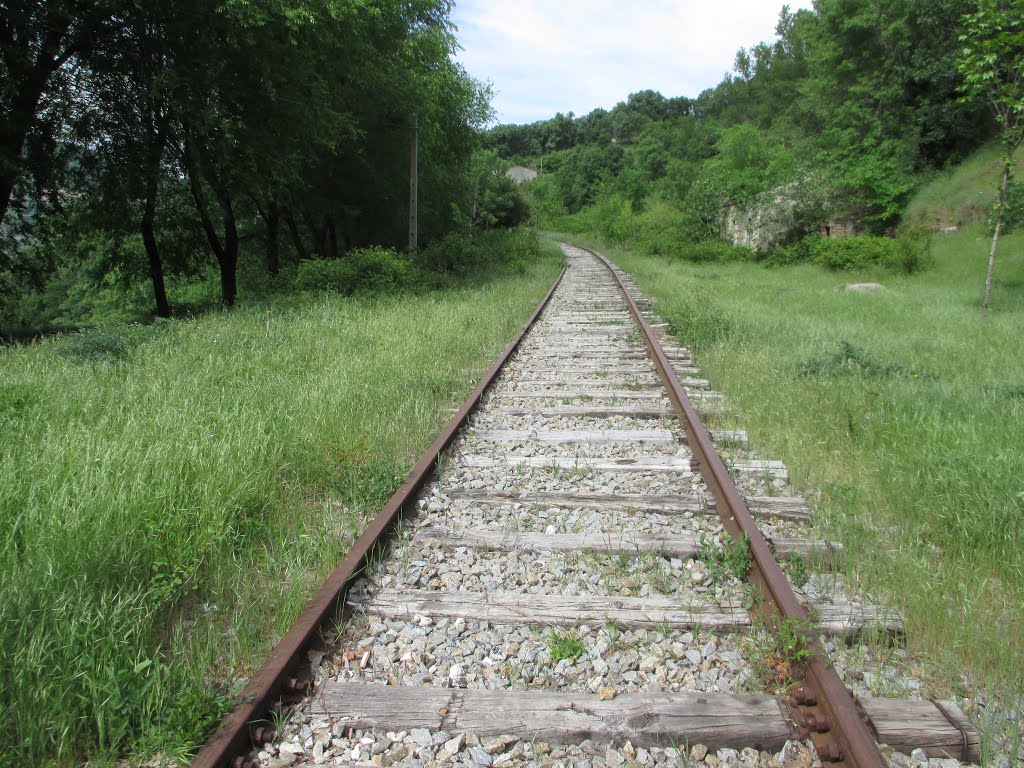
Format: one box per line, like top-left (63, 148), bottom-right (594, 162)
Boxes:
top-left (195, 244), bottom-right (979, 768)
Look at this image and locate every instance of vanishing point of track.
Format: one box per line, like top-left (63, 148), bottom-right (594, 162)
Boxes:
top-left (193, 244), bottom-right (979, 768)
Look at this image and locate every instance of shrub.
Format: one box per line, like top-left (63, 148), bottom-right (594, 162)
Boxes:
top-left (811, 235), bottom-right (930, 273)
top-left (472, 227), bottom-right (541, 274)
top-left (591, 194), bottom-right (635, 243)
top-left (813, 236), bottom-right (888, 270)
top-left (476, 175), bottom-right (531, 229)
top-left (764, 235), bottom-right (931, 273)
top-left (674, 240), bottom-right (755, 263)
top-left (418, 231), bottom-right (475, 276)
top-left (419, 228), bottom-right (541, 279)
top-left (293, 247), bottom-right (415, 295)
top-left (761, 238), bottom-right (814, 266)
top-left (635, 199), bottom-right (691, 257)
top-left (58, 328), bottom-right (132, 363)
top-left (629, 199), bottom-right (754, 263)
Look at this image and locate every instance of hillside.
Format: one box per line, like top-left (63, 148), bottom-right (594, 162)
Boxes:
top-left (902, 143), bottom-right (1024, 232)
top-left (485, 1), bottom-right (1024, 257)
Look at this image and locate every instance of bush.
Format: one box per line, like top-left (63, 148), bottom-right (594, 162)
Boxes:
top-left (812, 235), bottom-right (930, 273)
top-left (476, 175), bottom-right (531, 229)
top-left (418, 231), bottom-right (475, 276)
top-left (591, 194), bottom-right (635, 243)
top-left (293, 247), bottom-right (415, 295)
top-left (634, 199), bottom-right (691, 257)
top-left (472, 227), bottom-right (541, 274)
top-left (764, 235), bottom-right (931, 273)
top-left (419, 228), bottom-right (542, 280)
top-left (674, 240), bottom-right (756, 263)
top-left (628, 199), bottom-right (754, 263)
top-left (58, 328), bottom-right (132, 363)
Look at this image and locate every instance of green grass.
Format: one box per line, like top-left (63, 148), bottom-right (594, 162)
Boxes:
top-left (699, 532), bottom-right (751, 584)
top-left (562, 225), bottom-right (1023, 700)
top-left (902, 142), bottom-right (1024, 231)
top-left (546, 629), bottom-right (585, 663)
top-left (0, 246), bottom-right (562, 765)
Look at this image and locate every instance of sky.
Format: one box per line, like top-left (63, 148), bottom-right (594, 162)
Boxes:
top-left (450, 0), bottom-right (815, 126)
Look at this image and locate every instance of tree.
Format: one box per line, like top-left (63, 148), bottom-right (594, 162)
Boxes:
top-left (467, 151), bottom-right (529, 229)
top-left (956, 0), bottom-right (1024, 315)
top-left (0, 2), bottom-right (123, 229)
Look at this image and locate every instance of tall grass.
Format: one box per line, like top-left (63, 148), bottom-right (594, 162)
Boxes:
top-left (0, 246), bottom-right (562, 765)
top-left (565, 225), bottom-right (1023, 700)
top-left (902, 143), bottom-right (1024, 231)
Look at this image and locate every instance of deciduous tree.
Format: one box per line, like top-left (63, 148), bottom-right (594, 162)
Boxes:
top-left (956, 0), bottom-right (1024, 315)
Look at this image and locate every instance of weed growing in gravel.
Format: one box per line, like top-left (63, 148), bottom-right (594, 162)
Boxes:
top-left (547, 629), bottom-right (585, 663)
top-left (699, 533), bottom-right (751, 583)
top-left (606, 549), bottom-right (675, 595)
top-left (604, 617), bottom-right (625, 649)
top-left (745, 617), bottom-right (815, 692)
top-left (782, 552), bottom-right (809, 588)
top-left (776, 617), bottom-right (815, 664)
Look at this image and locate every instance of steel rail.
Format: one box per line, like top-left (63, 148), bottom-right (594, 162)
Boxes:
top-left (191, 264), bottom-right (567, 768)
top-left (586, 245), bottom-right (886, 768)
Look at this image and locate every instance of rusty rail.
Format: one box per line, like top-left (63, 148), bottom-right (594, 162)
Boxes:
top-left (586, 246), bottom-right (886, 768)
top-left (191, 265), bottom-right (567, 768)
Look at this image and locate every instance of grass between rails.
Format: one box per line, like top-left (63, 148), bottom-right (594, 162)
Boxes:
top-left (0, 244), bottom-right (563, 765)
top-left (557, 226), bottom-right (1024, 699)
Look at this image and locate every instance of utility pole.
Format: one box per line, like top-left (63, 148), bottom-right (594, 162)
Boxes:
top-left (408, 114), bottom-right (418, 254)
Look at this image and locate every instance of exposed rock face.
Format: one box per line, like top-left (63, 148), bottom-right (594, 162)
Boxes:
top-left (723, 197), bottom-right (798, 252)
top-left (506, 166), bottom-right (538, 184)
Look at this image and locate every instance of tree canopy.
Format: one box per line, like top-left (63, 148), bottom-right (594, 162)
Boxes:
top-left (1, 0), bottom-right (494, 327)
top-left (488, 0), bottom-right (996, 239)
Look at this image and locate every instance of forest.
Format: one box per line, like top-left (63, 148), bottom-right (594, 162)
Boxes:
top-left (0, 0), bottom-right (531, 337)
top-left (486, 0), bottom-right (1022, 295)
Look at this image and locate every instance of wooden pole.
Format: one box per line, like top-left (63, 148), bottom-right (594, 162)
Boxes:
top-left (408, 114), bottom-right (418, 254)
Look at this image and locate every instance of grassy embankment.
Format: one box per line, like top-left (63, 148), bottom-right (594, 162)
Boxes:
top-left (0, 242), bottom-right (563, 765)
top-left (555, 145), bottom-right (1023, 745)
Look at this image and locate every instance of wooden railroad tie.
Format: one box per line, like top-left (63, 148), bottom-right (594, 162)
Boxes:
top-left (310, 685), bottom-right (978, 762)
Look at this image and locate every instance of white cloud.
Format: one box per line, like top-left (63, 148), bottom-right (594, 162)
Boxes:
top-left (450, 0), bottom-right (815, 124)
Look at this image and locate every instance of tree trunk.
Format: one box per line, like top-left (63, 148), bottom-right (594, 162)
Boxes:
top-left (1, 84), bottom-right (49, 224)
top-left (0, 174), bottom-right (16, 232)
top-left (142, 204), bottom-right (171, 318)
top-left (982, 158), bottom-right (1011, 317)
top-left (471, 176), bottom-right (479, 225)
top-left (326, 215), bottom-right (339, 259)
top-left (139, 103), bottom-right (171, 318)
top-left (182, 135), bottom-right (238, 306)
top-left (265, 201), bottom-right (280, 277)
top-left (301, 210), bottom-right (325, 258)
top-left (284, 208), bottom-right (308, 261)
top-left (218, 197), bottom-right (239, 306)
top-left (185, 156), bottom-right (227, 264)
top-left (141, 134), bottom-right (171, 318)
